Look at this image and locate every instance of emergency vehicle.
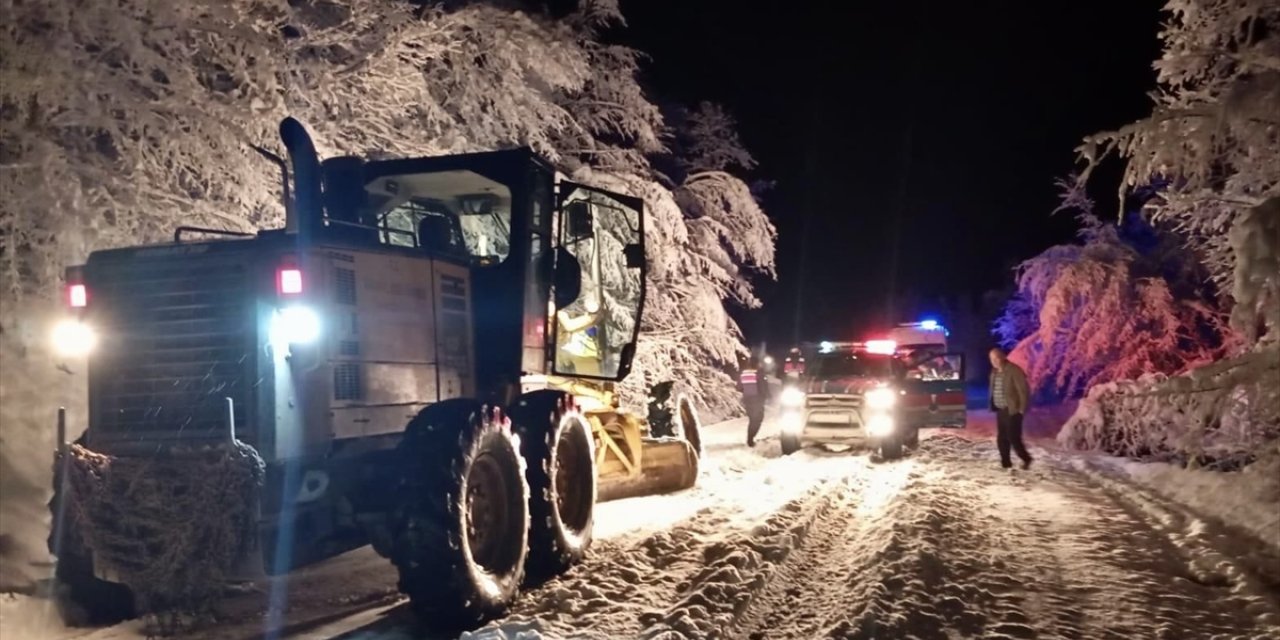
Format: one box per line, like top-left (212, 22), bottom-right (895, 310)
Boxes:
top-left (887, 319), bottom-right (949, 357)
top-left (778, 330), bottom-right (966, 458)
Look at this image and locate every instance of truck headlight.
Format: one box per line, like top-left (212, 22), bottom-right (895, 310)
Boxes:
top-left (271, 305), bottom-right (321, 345)
top-left (865, 387), bottom-right (896, 409)
top-left (867, 413), bottom-right (895, 436)
top-left (780, 386), bottom-right (806, 407)
top-left (52, 319), bottom-right (97, 357)
top-left (781, 409), bottom-right (805, 434)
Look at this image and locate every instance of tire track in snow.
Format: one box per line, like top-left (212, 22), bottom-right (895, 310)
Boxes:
top-left (1071, 457), bottom-right (1280, 635)
top-left (750, 463), bottom-right (1046, 640)
top-left (480, 482), bottom-right (848, 639)
top-left (736, 462), bottom-right (941, 639)
top-left (920, 435), bottom-right (1279, 639)
top-left (473, 447), bottom-right (866, 640)
top-left (636, 479), bottom-right (850, 638)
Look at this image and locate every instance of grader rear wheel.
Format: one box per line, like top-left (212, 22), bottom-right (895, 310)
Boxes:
top-left (389, 400), bottom-right (529, 625)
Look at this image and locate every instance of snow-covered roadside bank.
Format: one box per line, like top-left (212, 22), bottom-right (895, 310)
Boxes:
top-left (1077, 453), bottom-right (1280, 555)
top-left (936, 407), bottom-right (1279, 556)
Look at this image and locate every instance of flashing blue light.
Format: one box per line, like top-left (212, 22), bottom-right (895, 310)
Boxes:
top-left (919, 319), bottom-right (940, 331)
top-left (819, 341), bottom-right (835, 353)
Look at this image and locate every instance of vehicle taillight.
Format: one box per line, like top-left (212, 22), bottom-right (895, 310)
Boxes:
top-left (278, 267), bottom-right (303, 295)
top-left (68, 283), bottom-right (88, 308)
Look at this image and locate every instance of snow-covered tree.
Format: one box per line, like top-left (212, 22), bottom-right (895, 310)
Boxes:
top-left (0, 0), bottom-right (775, 586)
top-left (1077, 0), bottom-right (1280, 339)
top-left (995, 184), bottom-right (1236, 401)
top-left (610, 102), bottom-right (776, 418)
top-left (1055, 1), bottom-right (1280, 465)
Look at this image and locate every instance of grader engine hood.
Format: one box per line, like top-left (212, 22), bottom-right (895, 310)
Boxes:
top-left (74, 240), bottom-right (268, 450)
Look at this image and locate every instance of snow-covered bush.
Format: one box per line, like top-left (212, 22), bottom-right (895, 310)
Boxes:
top-left (995, 184), bottom-right (1235, 400)
top-left (1061, 195), bottom-right (1280, 465)
top-left (1059, 341), bottom-right (1280, 467)
top-left (0, 0), bottom-right (773, 586)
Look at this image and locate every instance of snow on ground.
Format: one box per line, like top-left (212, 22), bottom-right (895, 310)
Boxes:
top-left (0, 325), bottom-right (87, 592)
top-left (444, 428), bottom-right (1280, 640)
top-left (4, 410), bottom-right (1280, 640)
top-left (1079, 453), bottom-right (1280, 556)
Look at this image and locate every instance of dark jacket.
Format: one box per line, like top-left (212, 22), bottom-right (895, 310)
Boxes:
top-left (989, 361), bottom-right (1030, 415)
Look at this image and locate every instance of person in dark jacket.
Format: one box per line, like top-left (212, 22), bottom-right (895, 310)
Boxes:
top-left (989, 348), bottom-right (1033, 470)
top-left (739, 355), bottom-right (769, 447)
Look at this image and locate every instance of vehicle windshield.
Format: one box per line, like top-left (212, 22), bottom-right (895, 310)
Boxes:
top-left (364, 170), bottom-right (513, 263)
top-left (809, 353), bottom-right (894, 379)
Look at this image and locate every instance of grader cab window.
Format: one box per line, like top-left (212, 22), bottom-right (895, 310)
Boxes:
top-left (553, 189), bottom-right (644, 380)
top-left (365, 170), bottom-right (513, 263)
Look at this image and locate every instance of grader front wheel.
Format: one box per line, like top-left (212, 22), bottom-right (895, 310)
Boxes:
top-left (510, 391), bottom-right (597, 583)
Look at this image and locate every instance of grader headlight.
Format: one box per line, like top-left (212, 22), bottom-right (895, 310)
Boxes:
top-left (52, 319), bottom-right (98, 358)
top-left (271, 305), bottom-right (321, 346)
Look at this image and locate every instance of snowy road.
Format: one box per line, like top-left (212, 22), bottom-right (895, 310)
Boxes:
top-left (6, 413), bottom-right (1279, 639)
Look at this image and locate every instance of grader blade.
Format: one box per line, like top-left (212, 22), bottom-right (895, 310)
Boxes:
top-left (597, 437), bottom-right (698, 503)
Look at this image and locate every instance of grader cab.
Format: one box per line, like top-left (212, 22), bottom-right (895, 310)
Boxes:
top-left (47, 118), bottom-right (701, 626)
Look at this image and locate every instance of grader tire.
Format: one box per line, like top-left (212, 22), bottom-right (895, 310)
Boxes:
top-left (673, 395), bottom-right (703, 458)
top-left (780, 433), bottom-right (802, 456)
top-left (47, 445), bottom-right (136, 625)
top-left (510, 391), bottom-right (596, 583)
top-left (389, 400), bottom-right (529, 626)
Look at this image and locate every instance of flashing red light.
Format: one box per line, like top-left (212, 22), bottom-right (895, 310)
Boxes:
top-left (865, 339), bottom-right (897, 355)
top-left (68, 283), bottom-right (88, 308)
top-left (278, 268), bottom-right (303, 295)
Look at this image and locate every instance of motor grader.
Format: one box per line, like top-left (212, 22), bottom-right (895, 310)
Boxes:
top-left (47, 118), bottom-right (702, 626)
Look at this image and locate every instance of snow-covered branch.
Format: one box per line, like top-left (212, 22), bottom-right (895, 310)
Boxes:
top-left (1074, 0), bottom-right (1280, 298)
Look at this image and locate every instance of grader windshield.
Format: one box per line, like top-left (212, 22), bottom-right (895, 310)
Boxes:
top-left (364, 170), bottom-right (513, 264)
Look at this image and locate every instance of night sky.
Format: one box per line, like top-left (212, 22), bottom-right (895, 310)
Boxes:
top-left (615, 0), bottom-right (1165, 348)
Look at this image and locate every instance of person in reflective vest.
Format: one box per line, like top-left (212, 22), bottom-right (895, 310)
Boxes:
top-left (739, 355), bottom-right (769, 447)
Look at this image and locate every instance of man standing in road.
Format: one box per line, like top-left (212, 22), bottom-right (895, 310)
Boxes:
top-left (989, 348), bottom-right (1033, 470)
top-left (739, 355), bottom-right (768, 448)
